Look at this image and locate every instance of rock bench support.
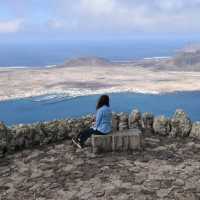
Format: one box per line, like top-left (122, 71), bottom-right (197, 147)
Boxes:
top-left (91, 129), bottom-right (142, 153)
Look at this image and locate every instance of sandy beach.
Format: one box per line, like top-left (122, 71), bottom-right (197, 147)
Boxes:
top-left (0, 62), bottom-right (200, 101)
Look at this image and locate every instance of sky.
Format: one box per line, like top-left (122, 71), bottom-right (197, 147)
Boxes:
top-left (1, 0), bottom-right (200, 42)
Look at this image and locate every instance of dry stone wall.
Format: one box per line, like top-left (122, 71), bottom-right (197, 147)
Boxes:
top-left (170, 109), bottom-right (192, 137)
top-left (153, 116), bottom-right (171, 136)
top-left (0, 116), bottom-right (93, 157)
top-left (129, 109), bottom-right (142, 130)
top-left (190, 121), bottom-right (200, 139)
top-left (0, 109), bottom-right (200, 157)
top-left (142, 112), bottom-right (154, 134)
top-left (118, 113), bottom-right (129, 131)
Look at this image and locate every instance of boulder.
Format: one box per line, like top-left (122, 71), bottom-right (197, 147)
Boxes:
top-left (112, 113), bottom-right (119, 132)
top-left (129, 109), bottom-right (142, 130)
top-left (169, 109), bottom-right (192, 137)
top-left (82, 116), bottom-right (93, 127)
top-left (118, 113), bottom-right (129, 131)
top-left (190, 121), bottom-right (200, 139)
top-left (36, 121), bottom-right (58, 145)
top-left (153, 116), bottom-right (171, 136)
top-left (0, 122), bottom-right (8, 156)
top-left (142, 112), bottom-right (154, 134)
top-left (33, 123), bottom-right (47, 145)
top-left (71, 119), bottom-right (87, 138)
top-left (40, 120), bottom-right (76, 143)
top-left (8, 125), bottom-right (36, 150)
top-left (56, 120), bottom-right (72, 141)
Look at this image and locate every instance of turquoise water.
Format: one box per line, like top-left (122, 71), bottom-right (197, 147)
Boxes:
top-left (0, 92), bottom-right (199, 126)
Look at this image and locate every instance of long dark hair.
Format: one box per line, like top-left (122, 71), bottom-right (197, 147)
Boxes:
top-left (96, 95), bottom-right (110, 110)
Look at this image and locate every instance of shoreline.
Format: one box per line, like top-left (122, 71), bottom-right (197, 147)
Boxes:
top-left (1, 89), bottom-right (200, 103)
top-left (0, 64), bottom-right (58, 70)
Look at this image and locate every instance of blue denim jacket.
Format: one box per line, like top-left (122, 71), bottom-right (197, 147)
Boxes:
top-left (93, 105), bottom-right (112, 134)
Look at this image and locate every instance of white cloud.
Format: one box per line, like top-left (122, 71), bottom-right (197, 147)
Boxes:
top-left (51, 0), bottom-right (200, 34)
top-left (2, 0), bottom-right (200, 36)
top-left (0, 19), bottom-right (23, 33)
top-left (80, 0), bottom-right (115, 15)
top-left (47, 19), bottom-right (64, 29)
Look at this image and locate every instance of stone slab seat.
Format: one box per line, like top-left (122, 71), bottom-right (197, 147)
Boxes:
top-left (91, 129), bottom-right (142, 153)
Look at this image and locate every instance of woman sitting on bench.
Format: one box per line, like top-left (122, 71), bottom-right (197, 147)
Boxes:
top-left (72, 94), bottom-right (112, 148)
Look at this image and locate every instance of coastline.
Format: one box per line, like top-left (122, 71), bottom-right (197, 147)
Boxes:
top-left (1, 89), bottom-right (200, 103)
top-left (0, 88), bottom-right (160, 102)
top-left (0, 64), bottom-right (57, 70)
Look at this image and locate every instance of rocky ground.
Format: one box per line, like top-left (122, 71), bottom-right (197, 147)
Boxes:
top-left (1, 134), bottom-right (200, 200)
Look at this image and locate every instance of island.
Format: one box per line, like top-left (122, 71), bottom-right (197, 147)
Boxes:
top-left (1, 45), bottom-right (200, 101)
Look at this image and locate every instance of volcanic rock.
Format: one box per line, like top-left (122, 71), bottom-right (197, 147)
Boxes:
top-left (169, 109), bottom-right (192, 137)
top-left (153, 116), bottom-right (171, 136)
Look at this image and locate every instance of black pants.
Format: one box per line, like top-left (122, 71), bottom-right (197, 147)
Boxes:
top-left (77, 128), bottom-right (103, 144)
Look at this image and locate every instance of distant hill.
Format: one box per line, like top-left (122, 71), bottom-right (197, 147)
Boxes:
top-left (169, 44), bottom-right (200, 70)
top-left (63, 57), bottom-right (112, 67)
top-left (58, 45), bottom-right (200, 71)
top-left (179, 44), bottom-right (200, 53)
top-left (173, 50), bottom-right (200, 66)
top-left (135, 44), bottom-right (200, 71)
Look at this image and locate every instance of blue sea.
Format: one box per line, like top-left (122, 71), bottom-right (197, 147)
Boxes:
top-left (0, 38), bottom-right (200, 125)
top-left (0, 92), bottom-right (200, 126)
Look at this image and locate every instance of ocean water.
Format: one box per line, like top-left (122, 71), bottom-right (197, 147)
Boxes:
top-left (0, 39), bottom-right (200, 126)
top-left (0, 92), bottom-right (200, 126)
top-left (0, 38), bottom-right (193, 67)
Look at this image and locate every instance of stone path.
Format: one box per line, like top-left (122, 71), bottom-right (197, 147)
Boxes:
top-left (1, 135), bottom-right (200, 200)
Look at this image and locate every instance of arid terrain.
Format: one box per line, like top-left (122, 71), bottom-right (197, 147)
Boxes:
top-left (1, 53), bottom-right (200, 101)
top-left (1, 134), bottom-right (200, 200)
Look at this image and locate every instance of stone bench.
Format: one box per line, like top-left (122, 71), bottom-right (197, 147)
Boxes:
top-left (91, 129), bottom-right (142, 153)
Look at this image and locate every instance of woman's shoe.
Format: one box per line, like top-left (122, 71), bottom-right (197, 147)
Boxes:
top-left (72, 137), bottom-right (83, 149)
